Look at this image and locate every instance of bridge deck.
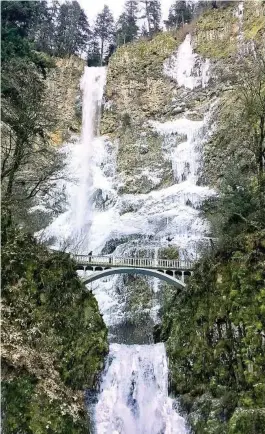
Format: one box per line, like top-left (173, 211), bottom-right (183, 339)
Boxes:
top-left (72, 255), bottom-right (193, 271)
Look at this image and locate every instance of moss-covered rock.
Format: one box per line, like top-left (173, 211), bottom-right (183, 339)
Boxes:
top-left (194, 5), bottom-right (238, 59)
top-left (159, 246), bottom-right (179, 260)
top-left (194, 1), bottom-right (265, 59)
top-left (116, 127), bottom-right (174, 194)
top-left (1, 211), bottom-right (108, 432)
top-left (243, 1), bottom-right (265, 42)
top-left (228, 408), bottom-right (265, 434)
top-left (161, 231), bottom-right (265, 433)
top-left (101, 30), bottom-right (190, 192)
top-left (45, 56), bottom-right (85, 145)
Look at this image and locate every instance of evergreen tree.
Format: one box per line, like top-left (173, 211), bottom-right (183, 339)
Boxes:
top-left (124, 0), bottom-right (139, 41)
top-left (29, 0), bottom-right (59, 55)
top-left (1, 0), bottom-right (39, 63)
top-left (94, 5), bottom-right (115, 65)
top-left (116, 12), bottom-right (129, 46)
top-left (116, 0), bottom-right (138, 47)
top-left (87, 38), bottom-right (101, 66)
top-left (148, 0), bottom-right (161, 34)
top-left (140, 0), bottom-right (161, 36)
top-left (164, 0), bottom-right (193, 30)
top-left (56, 1), bottom-right (90, 57)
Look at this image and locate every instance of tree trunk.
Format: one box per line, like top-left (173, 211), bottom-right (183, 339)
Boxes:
top-left (100, 38), bottom-right (104, 66)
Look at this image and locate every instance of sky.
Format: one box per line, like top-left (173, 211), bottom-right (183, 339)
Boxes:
top-left (77, 0), bottom-right (174, 23)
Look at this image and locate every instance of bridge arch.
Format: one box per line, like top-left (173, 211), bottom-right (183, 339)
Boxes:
top-left (82, 267), bottom-right (186, 289)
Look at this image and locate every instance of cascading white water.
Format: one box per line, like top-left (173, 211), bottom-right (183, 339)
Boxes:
top-left (95, 344), bottom-right (187, 434)
top-left (74, 67), bottom-right (106, 234)
top-left (43, 64), bottom-right (188, 432)
top-left (42, 67), bottom-right (107, 252)
top-left (42, 34), bottom-right (216, 433)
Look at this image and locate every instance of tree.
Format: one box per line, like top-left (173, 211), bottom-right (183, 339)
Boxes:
top-left (204, 47), bottom-right (265, 242)
top-left (140, 0), bottom-right (161, 36)
top-left (1, 1), bottom-right (64, 228)
top-left (1, 59), bottom-right (63, 207)
top-left (56, 0), bottom-right (90, 57)
top-left (94, 5), bottom-right (115, 65)
top-left (164, 0), bottom-right (193, 30)
top-left (116, 0), bottom-right (138, 47)
top-left (1, 0), bottom-right (49, 70)
top-left (87, 38), bottom-right (101, 66)
top-left (116, 0), bottom-right (139, 46)
top-left (28, 0), bottom-right (60, 56)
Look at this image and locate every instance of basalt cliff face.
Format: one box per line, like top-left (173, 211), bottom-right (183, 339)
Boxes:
top-left (102, 1), bottom-right (264, 192)
top-left (46, 55), bottom-right (85, 145)
top-left (94, 2), bottom-right (265, 432)
top-left (12, 1), bottom-right (264, 432)
top-left (89, 1), bottom-right (264, 340)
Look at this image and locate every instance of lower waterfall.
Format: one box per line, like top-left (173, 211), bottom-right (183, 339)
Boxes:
top-left (94, 344), bottom-right (187, 434)
top-left (41, 58), bottom-right (212, 433)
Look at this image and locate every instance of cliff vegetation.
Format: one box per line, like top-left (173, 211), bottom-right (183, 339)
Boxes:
top-left (1, 3), bottom-right (108, 432)
top-left (161, 22), bottom-right (265, 433)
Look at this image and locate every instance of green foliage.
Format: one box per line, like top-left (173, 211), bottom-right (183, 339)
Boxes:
top-left (203, 48), bottom-right (265, 248)
top-left (87, 39), bottom-right (101, 66)
top-left (1, 0), bottom-right (91, 60)
top-left (56, 1), bottom-right (90, 57)
top-left (93, 5), bottom-right (115, 64)
top-left (2, 376), bottom-right (87, 434)
top-left (1, 213), bottom-right (108, 430)
top-left (162, 42), bottom-right (265, 433)
top-left (159, 246), bottom-right (179, 260)
top-left (140, 0), bottom-right (162, 36)
top-left (164, 1), bottom-right (193, 30)
top-left (228, 409), bottom-right (265, 434)
top-left (162, 234), bottom-right (265, 432)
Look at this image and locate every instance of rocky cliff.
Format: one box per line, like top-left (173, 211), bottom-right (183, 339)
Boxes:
top-left (92, 1), bottom-right (265, 334)
top-left (46, 55), bottom-right (84, 145)
top-left (1, 212), bottom-right (108, 433)
top-left (94, 1), bottom-right (265, 432)
top-left (102, 0), bottom-right (264, 187)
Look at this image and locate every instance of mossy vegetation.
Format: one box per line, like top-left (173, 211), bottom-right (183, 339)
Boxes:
top-left (194, 5), bottom-right (238, 58)
top-left (47, 56), bottom-right (84, 145)
top-left (194, 1), bottom-right (264, 59)
top-left (161, 39), bottom-right (265, 433)
top-left (159, 246), bottom-right (179, 260)
top-left (1, 211), bottom-right (108, 432)
top-left (243, 1), bottom-right (265, 42)
top-left (162, 233), bottom-right (265, 433)
top-left (100, 28), bottom-right (191, 190)
top-left (101, 30), bottom-right (185, 136)
top-left (116, 126), bottom-right (173, 194)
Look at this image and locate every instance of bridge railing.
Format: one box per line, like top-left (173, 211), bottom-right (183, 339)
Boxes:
top-left (72, 254), bottom-right (193, 270)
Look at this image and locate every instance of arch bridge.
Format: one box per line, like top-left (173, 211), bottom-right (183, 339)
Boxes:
top-left (72, 255), bottom-right (194, 288)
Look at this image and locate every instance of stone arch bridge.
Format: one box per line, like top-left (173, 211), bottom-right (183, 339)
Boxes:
top-left (72, 255), bottom-right (194, 289)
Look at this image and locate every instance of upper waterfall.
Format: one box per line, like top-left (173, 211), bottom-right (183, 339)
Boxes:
top-left (81, 66), bottom-right (106, 146)
top-left (41, 66), bottom-right (107, 253)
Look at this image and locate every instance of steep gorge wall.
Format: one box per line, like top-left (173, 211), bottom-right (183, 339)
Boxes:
top-left (93, 1), bottom-right (265, 329)
top-left (94, 2), bottom-right (265, 429)
top-left (46, 55), bottom-right (85, 145)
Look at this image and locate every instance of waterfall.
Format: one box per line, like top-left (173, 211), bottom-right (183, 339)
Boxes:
top-left (42, 34), bottom-right (214, 432)
top-left (95, 344), bottom-right (187, 434)
top-left (41, 66), bottom-right (107, 252)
